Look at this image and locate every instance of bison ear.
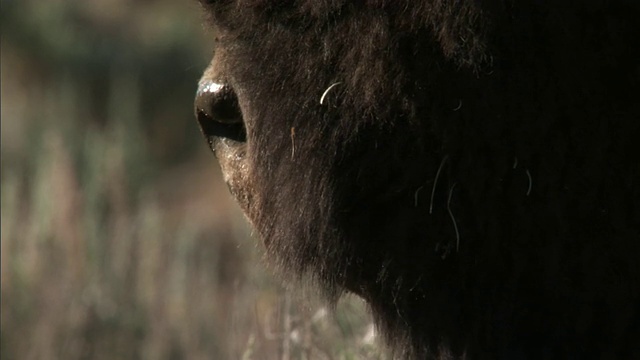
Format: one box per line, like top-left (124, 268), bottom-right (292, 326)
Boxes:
top-left (194, 81), bottom-right (246, 143)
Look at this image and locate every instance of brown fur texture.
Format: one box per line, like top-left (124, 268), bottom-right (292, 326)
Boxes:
top-left (195, 1), bottom-right (640, 358)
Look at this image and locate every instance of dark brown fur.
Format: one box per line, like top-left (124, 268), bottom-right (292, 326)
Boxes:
top-left (196, 1), bottom-right (640, 358)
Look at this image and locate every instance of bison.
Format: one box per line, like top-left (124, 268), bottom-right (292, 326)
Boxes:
top-left (194, 1), bottom-right (640, 358)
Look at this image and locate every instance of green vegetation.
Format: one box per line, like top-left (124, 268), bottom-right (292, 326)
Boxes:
top-left (1, 1), bottom-right (387, 359)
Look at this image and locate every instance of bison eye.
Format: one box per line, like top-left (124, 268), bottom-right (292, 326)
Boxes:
top-left (195, 81), bottom-right (246, 143)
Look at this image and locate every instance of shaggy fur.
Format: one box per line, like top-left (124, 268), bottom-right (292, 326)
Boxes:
top-left (195, 1), bottom-right (640, 358)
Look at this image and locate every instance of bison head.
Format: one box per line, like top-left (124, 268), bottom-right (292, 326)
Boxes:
top-left (194, 1), bottom-right (640, 358)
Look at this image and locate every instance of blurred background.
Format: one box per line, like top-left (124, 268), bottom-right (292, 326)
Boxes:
top-left (1, 0), bottom-right (385, 359)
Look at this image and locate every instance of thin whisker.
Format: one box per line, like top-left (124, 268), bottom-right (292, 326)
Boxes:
top-left (320, 82), bottom-right (341, 105)
top-left (430, 155), bottom-right (449, 214)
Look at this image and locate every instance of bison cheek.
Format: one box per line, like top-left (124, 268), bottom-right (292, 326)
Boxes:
top-left (213, 138), bottom-right (255, 220)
